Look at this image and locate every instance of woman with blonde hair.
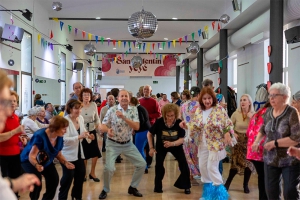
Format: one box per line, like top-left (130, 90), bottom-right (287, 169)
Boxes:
top-left (225, 94), bottom-right (255, 193)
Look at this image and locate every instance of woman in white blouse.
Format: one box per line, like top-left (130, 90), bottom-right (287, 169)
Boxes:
top-left (22, 107), bottom-right (40, 139)
top-left (58, 99), bottom-right (94, 200)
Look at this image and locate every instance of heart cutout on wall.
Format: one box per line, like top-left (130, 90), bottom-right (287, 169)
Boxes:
top-left (268, 45), bottom-right (272, 57)
top-left (267, 62), bottom-right (272, 74)
top-left (218, 67), bottom-right (221, 74)
top-left (196, 72), bottom-right (199, 78)
top-left (218, 78), bottom-right (221, 85)
top-left (267, 81), bottom-right (272, 91)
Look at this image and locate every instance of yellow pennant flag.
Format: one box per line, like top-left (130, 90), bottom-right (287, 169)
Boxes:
top-left (37, 33), bottom-right (41, 44)
top-left (173, 40), bottom-right (176, 48)
top-left (52, 18), bottom-right (59, 22)
top-left (88, 33), bottom-right (92, 41)
top-left (118, 41), bottom-right (121, 48)
top-left (147, 43), bottom-right (150, 51)
top-left (162, 55), bottom-right (166, 60)
top-left (114, 57), bottom-right (117, 62)
top-left (204, 25), bottom-right (209, 32)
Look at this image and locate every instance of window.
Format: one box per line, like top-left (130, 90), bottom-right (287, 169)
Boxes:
top-left (233, 58), bottom-right (237, 85)
top-left (283, 34), bottom-right (289, 86)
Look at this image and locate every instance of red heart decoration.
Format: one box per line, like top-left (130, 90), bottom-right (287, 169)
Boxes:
top-left (196, 73), bottom-right (199, 78)
top-left (267, 81), bottom-right (272, 91)
top-left (218, 67), bottom-right (221, 74)
top-left (218, 78), bottom-right (221, 85)
top-left (268, 45), bottom-right (272, 57)
top-left (267, 62), bottom-right (272, 74)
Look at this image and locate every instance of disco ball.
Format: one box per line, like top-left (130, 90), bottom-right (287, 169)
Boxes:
top-left (52, 2), bottom-right (62, 11)
top-left (186, 42), bottom-right (200, 54)
top-left (131, 55), bottom-right (143, 68)
top-left (84, 42), bottom-right (97, 56)
top-left (128, 8), bottom-right (158, 39)
top-left (220, 14), bottom-right (230, 24)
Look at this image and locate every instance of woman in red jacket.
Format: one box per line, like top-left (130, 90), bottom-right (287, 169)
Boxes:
top-left (0, 91), bottom-right (24, 183)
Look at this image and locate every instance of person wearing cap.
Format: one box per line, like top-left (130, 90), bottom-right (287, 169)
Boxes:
top-left (291, 90), bottom-right (300, 114)
top-left (180, 86), bottom-right (201, 183)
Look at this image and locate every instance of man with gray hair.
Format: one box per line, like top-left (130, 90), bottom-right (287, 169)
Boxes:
top-left (70, 82), bottom-right (83, 100)
top-left (98, 90), bottom-right (146, 199)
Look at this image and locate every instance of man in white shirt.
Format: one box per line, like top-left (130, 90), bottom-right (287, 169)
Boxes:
top-left (98, 90), bottom-right (146, 199)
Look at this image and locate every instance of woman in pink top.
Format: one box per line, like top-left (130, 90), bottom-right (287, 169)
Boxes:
top-left (247, 102), bottom-right (270, 200)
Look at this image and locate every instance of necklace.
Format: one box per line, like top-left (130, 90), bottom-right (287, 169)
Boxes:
top-left (242, 112), bottom-right (247, 121)
top-left (164, 119), bottom-right (176, 128)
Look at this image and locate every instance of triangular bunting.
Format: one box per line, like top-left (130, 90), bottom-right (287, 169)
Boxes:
top-left (212, 21), bottom-right (215, 30)
top-left (68, 25), bottom-right (72, 34)
top-left (172, 40), bottom-right (176, 48)
top-left (95, 35), bottom-right (98, 43)
top-left (179, 38), bottom-right (182, 45)
top-left (82, 31), bottom-right (86, 38)
top-left (60, 21), bottom-right (64, 31)
top-left (50, 30), bottom-right (53, 39)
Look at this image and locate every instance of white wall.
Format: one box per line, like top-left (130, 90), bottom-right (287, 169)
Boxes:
top-left (287, 42), bottom-right (300, 96)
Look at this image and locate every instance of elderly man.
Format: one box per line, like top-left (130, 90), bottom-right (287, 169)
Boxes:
top-left (99, 95), bottom-right (116, 152)
top-left (70, 82), bottom-right (83, 100)
top-left (44, 103), bottom-right (54, 121)
top-left (139, 85), bottom-right (161, 168)
top-left (98, 90), bottom-right (146, 199)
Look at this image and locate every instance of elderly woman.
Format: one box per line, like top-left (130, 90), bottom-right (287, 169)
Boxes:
top-left (58, 99), bottom-right (93, 200)
top-left (252, 83), bottom-right (300, 199)
top-left (246, 102), bottom-right (271, 200)
top-left (170, 91), bottom-right (182, 106)
top-left (180, 89), bottom-right (191, 106)
top-left (36, 106), bottom-right (49, 127)
top-left (182, 87), bottom-right (235, 200)
top-left (22, 107), bottom-right (40, 139)
top-left (291, 90), bottom-right (300, 113)
top-left (147, 103), bottom-right (191, 194)
top-left (180, 86), bottom-right (201, 181)
top-left (79, 88), bottom-right (101, 182)
top-left (21, 116), bottom-right (75, 200)
top-left (224, 94), bottom-right (255, 193)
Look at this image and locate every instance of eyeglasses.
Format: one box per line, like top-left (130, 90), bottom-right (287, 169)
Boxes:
top-left (268, 94), bottom-right (284, 99)
top-left (0, 99), bottom-right (12, 107)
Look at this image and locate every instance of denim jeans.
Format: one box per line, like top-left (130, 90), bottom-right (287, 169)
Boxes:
top-left (134, 130), bottom-right (148, 169)
top-left (264, 163), bottom-right (300, 200)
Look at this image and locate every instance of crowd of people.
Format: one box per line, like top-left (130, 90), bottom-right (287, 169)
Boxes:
top-left (0, 69), bottom-right (300, 200)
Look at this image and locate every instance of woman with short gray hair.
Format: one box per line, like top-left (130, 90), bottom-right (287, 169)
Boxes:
top-left (291, 90), bottom-right (300, 114)
top-left (22, 107), bottom-right (40, 139)
top-left (252, 82), bottom-right (300, 199)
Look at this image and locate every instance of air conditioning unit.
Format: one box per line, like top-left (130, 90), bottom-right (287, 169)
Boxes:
top-left (210, 63), bottom-right (219, 72)
top-left (285, 26), bottom-right (300, 44)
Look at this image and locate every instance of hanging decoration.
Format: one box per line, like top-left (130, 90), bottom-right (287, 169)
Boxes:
top-left (173, 40), bottom-right (176, 48)
top-left (88, 33), bottom-right (92, 41)
top-left (212, 21), bottom-right (215, 30)
top-left (75, 28), bottom-right (78, 35)
top-left (179, 38), bottom-right (182, 45)
top-left (60, 21), bottom-right (64, 31)
top-left (218, 23), bottom-right (221, 32)
top-left (95, 35), bottom-right (98, 43)
top-left (184, 35), bottom-right (188, 43)
top-left (186, 42), bottom-right (200, 54)
top-left (268, 46), bottom-right (272, 57)
top-left (68, 25), bottom-right (72, 34)
top-left (218, 55), bottom-right (229, 68)
top-left (131, 55), bottom-right (143, 68)
top-left (82, 31), bottom-right (86, 38)
top-left (191, 32), bottom-right (195, 41)
top-left (198, 29), bottom-right (202, 37)
top-left (84, 42), bottom-right (97, 56)
top-left (50, 30), bottom-right (53, 39)
top-left (219, 14), bottom-right (230, 24)
top-left (267, 62), bottom-right (272, 74)
top-left (128, 8), bottom-right (158, 39)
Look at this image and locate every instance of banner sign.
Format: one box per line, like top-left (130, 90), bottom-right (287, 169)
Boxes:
top-left (102, 54), bottom-right (176, 76)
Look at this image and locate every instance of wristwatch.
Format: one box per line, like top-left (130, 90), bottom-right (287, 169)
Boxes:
top-left (274, 139), bottom-right (279, 148)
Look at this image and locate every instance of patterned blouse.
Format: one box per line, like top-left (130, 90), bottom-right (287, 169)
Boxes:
top-left (102, 104), bottom-right (139, 142)
top-left (260, 105), bottom-right (300, 167)
top-left (190, 105), bottom-right (234, 152)
top-left (246, 107), bottom-right (267, 161)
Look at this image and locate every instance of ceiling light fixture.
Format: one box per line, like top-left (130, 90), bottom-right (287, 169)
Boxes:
top-left (95, 17), bottom-right (101, 19)
top-left (172, 17), bottom-right (178, 20)
top-left (159, 47), bottom-right (163, 50)
top-left (113, 48), bottom-right (116, 50)
top-left (52, 2), bottom-right (62, 11)
top-left (164, 38), bottom-right (168, 40)
top-left (106, 37), bottom-right (110, 39)
top-left (0, 9), bottom-right (32, 21)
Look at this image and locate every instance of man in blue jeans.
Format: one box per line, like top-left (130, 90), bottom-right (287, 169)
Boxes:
top-left (98, 90), bottom-right (146, 199)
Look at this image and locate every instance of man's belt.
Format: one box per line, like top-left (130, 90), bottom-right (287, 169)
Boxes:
top-left (108, 138), bottom-right (130, 144)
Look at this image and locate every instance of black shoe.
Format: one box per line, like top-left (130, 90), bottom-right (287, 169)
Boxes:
top-left (115, 159), bottom-right (121, 163)
top-left (244, 185), bottom-right (250, 193)
top-left (102, 148), bottom-right (106, 152)
top-left (144, 169), bottom-right (148, 174)
top-left (99, 190), bottom-right (107, 199)
top-left (128, 186), bottom-right (143, 197)
top-left (72, 197), bottom-right (82, 200)
top-left (120, 157), bottom-right (123, 160)
top-left (154, 189), bottom-right (163, 193)
top-left (89, 174), bottom-right (100, 182)
top-left (184, 188), bottom-right (191, 194)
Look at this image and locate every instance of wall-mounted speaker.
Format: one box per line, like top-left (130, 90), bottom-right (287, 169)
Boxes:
top-left (73, 62), bottom-right (83, 71)
top-left (210, 63), bottom-right (219, 72)
top-left (97, 75), bottom-right (102, 80)
top-left (285, 26), bottom-right (300, 44)
top-left (232, 0), bottom-right (240, 12)
top-left (1, 24), bottom-right (24, 43)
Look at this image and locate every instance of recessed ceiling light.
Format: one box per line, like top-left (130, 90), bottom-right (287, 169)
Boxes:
top-left (113, 48), bottom-right (116, 50)
top-left (159, 47), bottom-right (163, 50)
top-left (164, 38), bottom-right (168, 40)
top-left (106, 37), bottom-right (110, 39)
top-left (172, 17), bottom-right (178, 20)
top-left (95, 17), bottom-right (101, 19)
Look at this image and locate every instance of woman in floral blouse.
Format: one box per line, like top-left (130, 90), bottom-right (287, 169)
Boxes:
top-left (246, 102), bottom-right (270, 200)
top-left (181, 87), bottom-right (236, 200)
top-left (180, 86), bottom-right (201, 182)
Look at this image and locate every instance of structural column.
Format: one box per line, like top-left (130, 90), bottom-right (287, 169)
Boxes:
top-left (197, 48), bottom-right (204, 88)
top-left (269, 0), bottom-right (283, 83)
top-left (184, 59), bottom-right (189, 90)
top-left (219, 29), bottom-right (228, 102)
top-left (176, 65), bottom-right (180, 92)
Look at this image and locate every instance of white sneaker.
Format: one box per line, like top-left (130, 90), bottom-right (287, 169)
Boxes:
top-left (193, 175), bottom-right (201, 180)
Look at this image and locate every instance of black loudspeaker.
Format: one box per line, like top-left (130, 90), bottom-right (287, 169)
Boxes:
top-left (73, 62), bottom-right (83, 71)
top-left (285, 26), bottom-right (300, 44)
top-left (1, 24), bottom-right (24, 43)
top-left (210, 63), bottom-right (219, 72)
top-left (232, 0), bottom-right (240, 11)
top-left (97, 75), bottom-right (102, 80)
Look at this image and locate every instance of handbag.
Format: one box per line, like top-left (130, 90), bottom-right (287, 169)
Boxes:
top-left (36, 150), bottom-right (50, 165)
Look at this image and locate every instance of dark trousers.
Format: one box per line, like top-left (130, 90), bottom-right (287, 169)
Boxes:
top-left (59, 159), bottom-right (85, 200)
top-left (264, 163), bottom-right (300, 200)
top-left (252, 161), bottom-right (267, 200)
top-left (0, 154), bottom-right (22, 179)
top-left (145, 138), bottom-right (154, 166)
top-left (21, 162), bottom-right (59, 200)
top-left (155, 147), bottom-right (191, 190)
